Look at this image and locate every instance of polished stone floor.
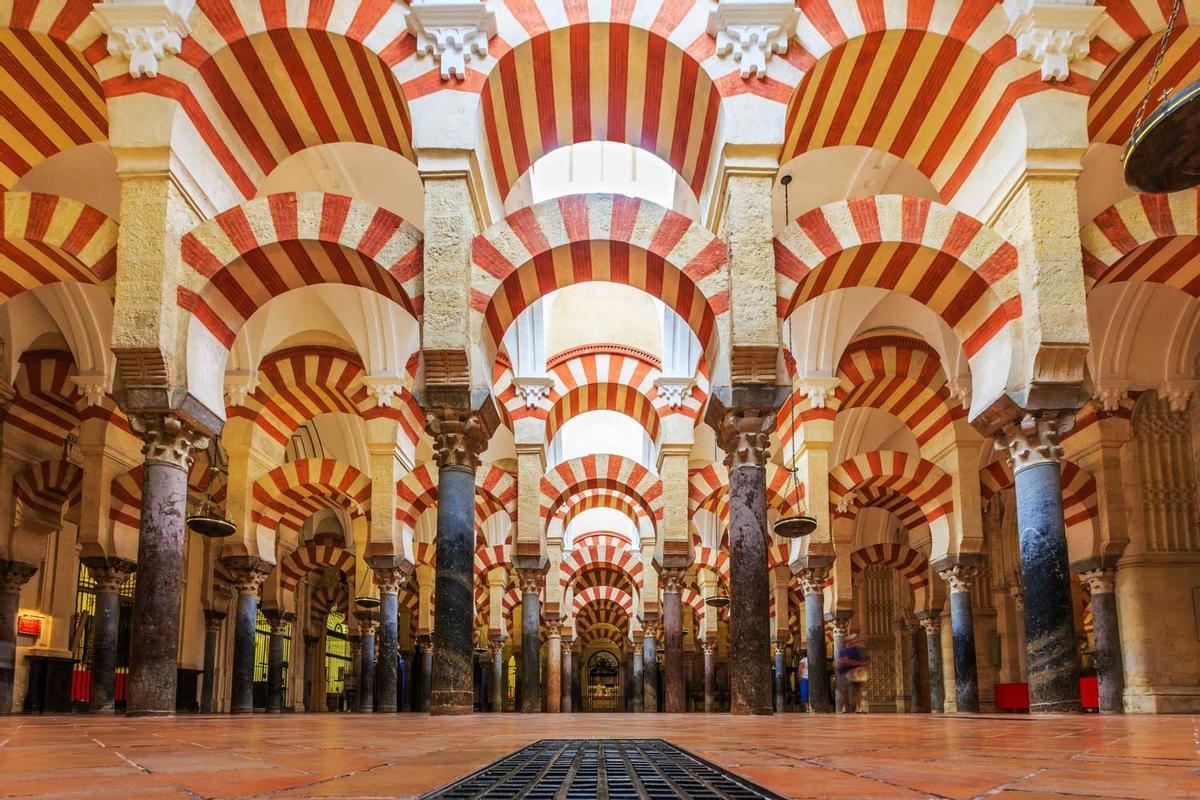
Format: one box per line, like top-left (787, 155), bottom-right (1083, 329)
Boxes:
top-left (0, 712), bottom-right (1196, 800)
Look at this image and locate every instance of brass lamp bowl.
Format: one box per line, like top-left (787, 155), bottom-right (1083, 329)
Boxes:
top-left (1124, 78), bottom-right (1200, 193)
top-left (705, 595), bottom-right (731, 609)
top-left (186, 514), bottom-right (236, 538)
top-left (354, 595), bottom-right (382, 610)
top-left (773, 514), bottom-right (817, 538)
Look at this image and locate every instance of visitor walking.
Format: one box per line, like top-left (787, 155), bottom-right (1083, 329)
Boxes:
top-left (836, 633), bottom-right (869, 713)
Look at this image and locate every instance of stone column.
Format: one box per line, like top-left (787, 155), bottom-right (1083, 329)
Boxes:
top-left (997, 412), bottom-right (1082, 713)
top-left (83, 559), bottom-right (136, 713)
top-left (348, 634), bottom-right (363, 710)
top-left (560, 637), bottom-right (573, 713)
top-left (370, 566), bottom-right (406, 713)
top-left (0, 561), bottom-right (36, 713)
top-left (661, 569), bottom-right (686, 713)
top-left (126, 414), bottom-right (209, 716)
top-left (702, 641), bottom-right (717, 713)
top-left (200, 609), bottom-right (226, 713)
top-left (799, 566), bottom-right (833, 712)
top-left (490, 638), bottom-right (505, 712)
top-left (828, 614), bottom-right (851, 713)
top-left (937, 563), bottom-right (981, 712)
top-left (421, 637), bottom-right (434, 711)
top-left (1009, 587), bottom-right (1028, 682)
top-left (302, 632), bottom-right (319, 712)
top-left (426, 407), bottom-right (494, 716)
top-left (631, 634), bottom-right (644, 712)
top-left (223, 558), bottom-right (270, 714)
top-left (1080, 568), bottom-right (1124, 713)
top-left (358, 618), bottom-right (377, 713)
top-left (711, 408), bottom-right (775, 715)
top-left (545, 619), bottom-right (562, 713)
top-left (516, 570), bottom-right (543, 713)
top-left (643, 621), bottom-right (660, 713)
top-left (907, 618), bottom-right (923, 712)
top-left (264, 611), bottom-right (291, 713)
top-left (917, 613), bottom-right (945, 712)
top-left (773, 643), bottom-right (786, 712)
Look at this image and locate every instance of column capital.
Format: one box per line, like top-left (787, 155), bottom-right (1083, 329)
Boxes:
top-left (936, 562), bottom-right (981, 594)
top-left (424, 404), bottom-right (497, 471)
top-left (828, 614), bottom-right (852, 638)
top-left (660, 567), bottom-right (687, 593)
top-left (994, 410), bottom-right (1075, 472)
top-left (915, 612), bottom-right (941, 636)
top-left (1008, 584), bottom-right (1025, 610)
top-left (515, 567), bottom-right (545, 595)
top-left (83, 557), bottom-right (136, 592)
top-left (371, 564), bottom-right (410, 594)
top-left (713, 407), bottom-right (776, 468)
top-left (221, 556), bottom-right (271, 596)
top-left (795, 565), bottom-right (829, 596)
top-left (263, 610), bottom-right (294, 634)
top-left (303, 633), bottom-right (320, 647)
top-left (129, 412), bottom-right (210, 470)
top-left (544, 618), bottom-right (562, 638)
top-left (701, 641), bottom-right (717, 656)
top-left (203, 608), bottom-right (227, 633)
top-left (1078, 568), bottom-right (1115, 594)
top-left (489, 637), bottom-right (506, 655)
top-left (0, 560), bottom-right (37, 593)
top-left (643, 619), bottom-right (663, 640)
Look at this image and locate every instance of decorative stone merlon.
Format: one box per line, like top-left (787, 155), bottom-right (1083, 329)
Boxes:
top-left (405, 0), bottom-right (497, 81)
top-left (706, 0), bottom-right (799, 79)
top-left (1093, 379), bottom-right (1129, 412)
top-left (512, 376), bottom-right (553, 409)
top-left (994, 410), bottom-right (1075, 472)
top-left (654, 376), bottom-right (694, 409)
top-left (362, 374), bottom-right (407, 408)
top-left (798, 377), bottom-right (841, 410)
top-left (1003, 0), bottom-right (1106, 82)
top-left (1161, 380), bottom-right (1198, 413)
top-left (92, 0), bottom-right (195, 78)
top-left (71, 373), bottom-right (113, 407)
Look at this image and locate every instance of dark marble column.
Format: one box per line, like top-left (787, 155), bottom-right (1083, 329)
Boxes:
top-left (560, 638), bottom-right (573, 713)
top-left (1080, 568), bottom-right (1124, 713)
top-left (201, 608), bottom-right (226, 713)
top-left (917, 613), bottom-right (944, 712)
top-left (714, 408), bottom-right (775, 715)
top-left (545, 620), bottom-right (562, 713)
top-left (264, 610), bottom-right (291, 713)
top-left (0, 561), bottom-right (36, 713)
top-left (126, 414), bottom-right (209, 716)
top-left (421, 638), bottom-right (434, 711)
top-left (517, 570), bottom-right (543, 713)
top-left (998, 413), bottom-right (1082, 713)
top-left (936, 563), bottom-right (980, 712)
top-left (370, 568), bottom-right (405, 713)
top-left (83, 559), bottom-right (135, 713)
top-left (302, 632), bottom-right (319, 712)
top-left (799, 566), bottom-right (833, 712)
top-left (347, 634), bottom-right (362, 711)
top-left (907, 618), bottom-right (923, 712)
top-left (643, 623), bottom-right (660, 713)
top-left (773, 644), bottom-right (786, 712)
top-left (358, 620), bottom-right (377, 712)
top-left (223, 558), bottom-right (269, 715)
top-left (631, 638), bottom-right (644, 712)
top-left (490, 638), bottom-right (505, 712)
top-left (702, 642), bottom-right (716, 712)
top-left (426, 407), bottom-right (494, 716)
top-left (661, 571), bottom-right (686, 713)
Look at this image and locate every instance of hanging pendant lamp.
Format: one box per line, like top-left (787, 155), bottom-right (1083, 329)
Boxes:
top-left (186, 436), bottom-right (236, 538)
top-left (1123, 0), bottom-right (1200, 193)
top-left (354, 568), bottom-right (381, 610)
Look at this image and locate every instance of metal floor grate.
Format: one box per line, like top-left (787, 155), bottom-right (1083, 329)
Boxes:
top-left (420, 739), bottom-right (788, 800)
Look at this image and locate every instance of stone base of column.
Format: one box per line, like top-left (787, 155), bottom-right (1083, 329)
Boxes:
top-left (430, 691), bottom-right (474, 715)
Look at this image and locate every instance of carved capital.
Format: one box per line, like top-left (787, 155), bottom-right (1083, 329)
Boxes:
top-left (405, 0), bottom-right (497, 81)
top-left (642, 619), bottom-right (662, 640)
top-left (0, 560), bottom-right (37, 594)
top-left (372, 566), bottom-right (408, 595)
top-left (796, 565), bottom-right (828, 596)
top-left (516, 568), bottom-right (545, 595)
top-left (714, 408), bottom-right (775, 469)
top-left (706, 0), bottom-right (799, 79)
top-left (660, 567), bottom-right (687, 593)
top-left (203, 608), bottom-right (226, 633)
top-left (1162, 380), bottom-right (1198, 413)
top-left (701, 641), bottom-right (717, 656)
top-left (263, 610), bottom-right (294, 635)
top-left (916, 614), bottom-right (940, 636)
top-left (130, 412), bottom-right (209, 470)
top-left (544, 618), bottom-right (562, 638)
top-left (1078, 568), bottom-right (1115, 595)
top-left (938, 563), bottom-right (980, 594)
top-left (84, 558), bottom-right (136, 593)
top-left (425, 407), bottom-right (493, 470)
top-left (489, 637), bottom-right (507, 655)
top-left (222, 556), bottom-right (271, 596)
top-left (92, 0), bottom-right (194, 78)
top-left (303, 633), bottom-right (321, 647)
top-left (995, 410), bottom-right (1074, 472)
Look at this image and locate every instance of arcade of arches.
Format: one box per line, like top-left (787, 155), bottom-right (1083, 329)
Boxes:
top-left (2, 0), bottom-right (1200, 752)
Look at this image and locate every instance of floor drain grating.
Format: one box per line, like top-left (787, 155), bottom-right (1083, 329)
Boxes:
top-left (420, 739), bottom-right (788, 800)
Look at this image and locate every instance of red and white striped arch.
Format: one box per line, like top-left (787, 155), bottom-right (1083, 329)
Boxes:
top-left (12, 458), bottom-right (81, 518)
top-left (832, 336), bottom-right (966, 447)
top-left (309, 581), bottom-right (350, 618)
top-left (849, 543), bottom-right (930, 591)
top-left (775, 196), bottom-right (1021, 363)
top-left (693, 546), bottom-right (730, 582)
top-left (7, 350), bottom-right (81, 448)
top-left (109, 460), bottom-right (219, 544)
top-left (573, 585), bottom-right (635, 618)
top-left (546, 382), bottom-right (662, 445)
top-left (680, 587), bottom-right (705, 618)
top-left (977, 458), bottom-right (1099, 539)
top-left (180, 192), bottom-right (422, 347)
top-left (0, 193), bottom-right (117, 301)
top-left (1081, 190), bottom-right (1200, 295)
top-left (478, 23), bottom-right (721, 199)
top-left (572, 527), bottom-right (636, 549)
top-left (279, 539), bottom-right (355, 591)
top-left (540, 453), bottom-right (664, 522)
top-left (395, 463), bottom-right (519, 533)
top-left (252, 458), bottom-right (371, 535)
top-left (560, 491), bottom-right (646, 536)
top-left (474, 543), bottom-right (508, 577)
top-left (477, 464), bottom-right (518, 522)
top-left (0, 9), bottom-right (106, 190)
top-left (576, 597), bottom-right (632, 643)
top-left (559, 535), bottom-right (645, 593)
top-left (229, 345), bottom-right (424, 451)
top-left (472, 194), bottom-right (727, 368)
top-left (829, 450), bottom-right (954, 528)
